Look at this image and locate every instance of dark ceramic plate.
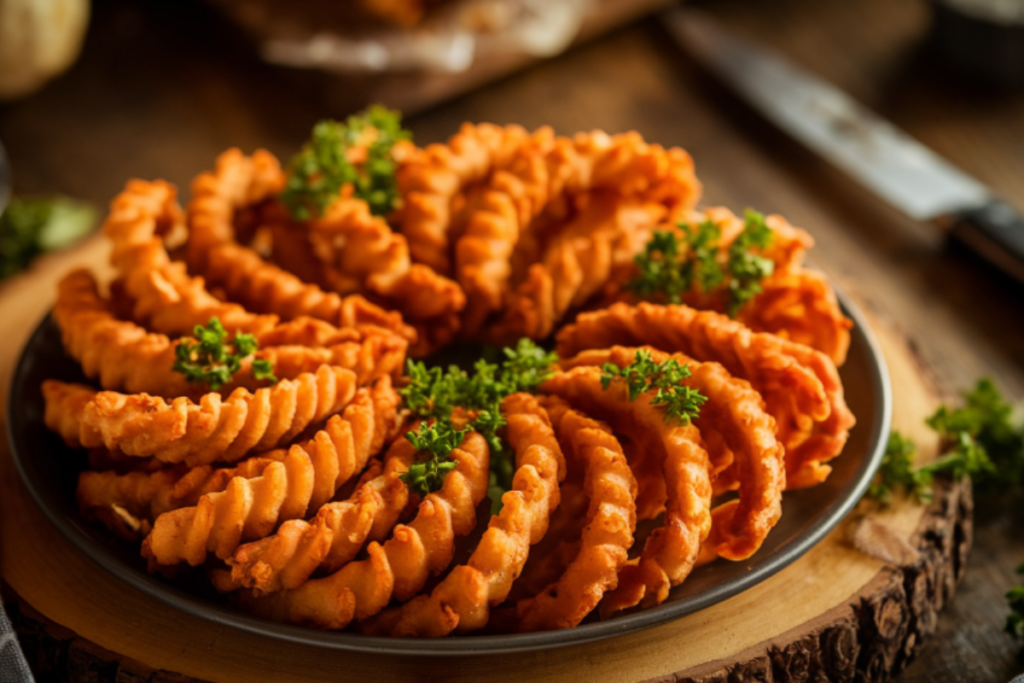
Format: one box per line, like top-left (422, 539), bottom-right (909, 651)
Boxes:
top-left (7, 291), bottom-right (890, 657)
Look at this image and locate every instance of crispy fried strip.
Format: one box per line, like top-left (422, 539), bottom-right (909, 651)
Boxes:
top-left (239, 431), bottom-right (490, 628)
top-left (362, 393), bottom-right (562, 637)
top-left (47, 365), bottom-right (359, 465)
top-left (556, 302), bottom-right (853, 488)
top-left (538, 366), bottom-right (712, 615)
top-left (514, 407), bottom-right (637, 631)
top-left (141, 382), bottom-right (401, 567)
top-left (562, 346), bottom-right (785, 560)
top-left (398, 122), bottom-right (532, 274)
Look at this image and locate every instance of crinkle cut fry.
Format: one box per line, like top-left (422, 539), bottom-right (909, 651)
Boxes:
top-left (141, 380), bottom-right (402, 568)
top-left (201, 239), bottom-right (417, 348)
top-left (185, 147), bottom-right (284, 271)
top-left (222, 438), bottom-right (414, 595)
top-left (491, 192), bottom-right (666, 343)
top-left (103, 178), bottom-right (279, 337)
top-left (561, 345), bottom-right (785, 561)
top-left (51, 364), bottom-right (360, 466)
top-left (362, 393), bottom-right (563, 637)
top-left (398, 122), bottom-right (532, 275)
top-left (556, 302), bottom-right (853, 489)
top-left (239, 431), bottom-right (490, 628)
top-left (537, 367), bottom-right (712, 615)
top-left (514, 407), bottom-right (637, 632)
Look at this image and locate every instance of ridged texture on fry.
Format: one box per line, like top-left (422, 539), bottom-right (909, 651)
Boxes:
top-left (51, 365), bottom-right (359, 466)
top-left (240, 431), bottom-right (490, 628)
top-left (514, 407), bottom-right (637, 631)
top-left (538, 366), bottom-right (712, 615)
top-left (562, 345), bottom-right (785, 561)
top-left (141, 380), bottom-right (402, 567)
top-left (104, 178), bottom-right (280, 337)
top-left (185, 147), bottom-right (285, 271)
top-left (398, 122), bottom-right (532, 274)
top-left (362, 393), bottom-right (562, 637)
top-left (556, 302), bottom-right (854, 489)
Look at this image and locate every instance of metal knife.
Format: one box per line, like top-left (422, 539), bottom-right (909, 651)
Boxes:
top-left (662, 7), bottom-right (1024, 284)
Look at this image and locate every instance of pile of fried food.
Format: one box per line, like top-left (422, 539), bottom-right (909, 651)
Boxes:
top-left (41, 107), bottom-right (855, 636)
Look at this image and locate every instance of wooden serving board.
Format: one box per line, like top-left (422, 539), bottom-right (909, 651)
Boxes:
top-left (0, 236), bottom-right (971, 683)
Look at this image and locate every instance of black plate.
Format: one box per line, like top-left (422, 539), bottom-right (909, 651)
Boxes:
top-left (7, 292), bottom-right (890, 656)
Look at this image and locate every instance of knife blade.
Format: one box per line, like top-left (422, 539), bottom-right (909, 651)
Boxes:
top-left (662, 7), bottom-right (1024, 284)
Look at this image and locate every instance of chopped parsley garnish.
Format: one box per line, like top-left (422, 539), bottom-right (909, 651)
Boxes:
top-left (398, 339), bottom-right (557, 510)
top-left (600, 349), bottom-right (707, 426)
top-left (625, 209), bottom-right (775, 316)
top-left (172, 317), bottom-right (277, 391)
top-left (281, 105), bottom-right (411, 220)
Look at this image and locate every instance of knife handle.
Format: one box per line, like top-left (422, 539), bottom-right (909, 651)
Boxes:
top-left (949, 199), bottom-right (1024, 285)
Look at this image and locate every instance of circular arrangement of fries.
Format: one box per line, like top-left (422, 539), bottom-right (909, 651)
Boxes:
top-left (42, 112), bottom-right (856, 636)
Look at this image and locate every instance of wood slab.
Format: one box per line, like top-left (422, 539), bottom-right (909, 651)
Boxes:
top-left (0, 236), bottom-right (970, 682)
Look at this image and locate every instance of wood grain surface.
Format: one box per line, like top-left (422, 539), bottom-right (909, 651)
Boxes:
top-left (0, 0), bottom-right (1022, 680)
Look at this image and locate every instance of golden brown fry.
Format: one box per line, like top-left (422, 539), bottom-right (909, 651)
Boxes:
top-left (362, 393), bottom-right (562, 637)
top-left (239, 431), bottom-right (489, 628)
top-left (562, 346), bottom-right (785, 561)
top-left (537, 366), bottom-right (712, 615)
top-left (514, 408), bottom-right (637, 632)
top-left (556, 302), bottom-right (854, 489)
top-left (141, 381), bottom-right (401, 567)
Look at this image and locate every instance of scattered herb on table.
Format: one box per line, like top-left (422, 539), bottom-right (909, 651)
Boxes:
top-left (172, 317), bottom-right (277, 391)
top-left (398, 339), bottom-right (557, 511)
top-left (281, 104), bottom-right (411, 220)
top-left (599, 349), bottom-right (707, 426)
top-left (625, 209), bottom-right (775, 316)
top-left (0, 195), bottom-right (96, 280)
top-left (1008, 564), bottom-right (1024, 640)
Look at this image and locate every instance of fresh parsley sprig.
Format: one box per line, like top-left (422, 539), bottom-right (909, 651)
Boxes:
top-left (625, 210), bottom-right (775, 317)
top-left (400, 421), bottom-right (468, 496)
top-left (397, 339), bottom-right (557, 506)
top-left (1008, 565), bottom-right (1024, 640)
top-left (172, 317), bottom-right (277, 391)
top-left (0, 195), bottom-right (96, 280)
top-left (599, 349), bottom-right (707, 426)
top-left (867, 431), bottom-right (925, 504)
top-left (281, 105), bottom-right (411, 220)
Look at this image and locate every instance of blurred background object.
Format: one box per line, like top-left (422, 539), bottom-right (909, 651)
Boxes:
top-left (0, 0), bottom-right (91, 100)
top-left (930, 0), bottom-right (1024, 89)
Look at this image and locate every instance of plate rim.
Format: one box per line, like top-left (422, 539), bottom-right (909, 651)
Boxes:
top-left (6, 289), bottom-right (891, 657)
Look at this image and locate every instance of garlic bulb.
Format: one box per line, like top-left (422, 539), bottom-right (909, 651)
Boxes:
top-left (0, 0), bottom-right (90, 100)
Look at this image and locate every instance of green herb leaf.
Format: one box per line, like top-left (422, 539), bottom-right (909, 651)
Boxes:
top-left (281, 105), bottom-right (411, 220)
top-left (400, 421), bottom-right (468, 496)
top-left (600, 349), bottom-right (707, 425)
top-left (725, 210), bottom-right (775, 316)
top-left (1008, 564), bottom-right (1024, 640)
top-left (0, 195), bottom-right (96, 280)
top-left (172, 317), bottom-right (277, 391)
top-left (866, 430), bottom-right (931, 504)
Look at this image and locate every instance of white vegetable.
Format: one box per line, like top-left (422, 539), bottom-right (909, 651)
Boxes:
top-left (0, 0), bottom-right (90, 100)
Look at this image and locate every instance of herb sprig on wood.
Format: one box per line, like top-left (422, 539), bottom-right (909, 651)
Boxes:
top-left (172, 317), bottom-right (277, 391)
top-left (625, 209), bottom-right (775, 316)
top-left (0, 195), bottom-right (96, 280)
top-left (398, 339), bottom-right (557, 505)
top-left (600, 349), bottom-right (707, 426)
top-left (281, 105), bottom-right (411, 220)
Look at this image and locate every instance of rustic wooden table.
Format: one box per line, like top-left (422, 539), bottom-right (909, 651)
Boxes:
top-left (0, 0), bottom-right (1021, 680)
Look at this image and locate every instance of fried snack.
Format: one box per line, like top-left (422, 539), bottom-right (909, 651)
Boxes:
top-left (49, 365), bottom-right (359, 466)
top-left (538, 366), bottom-right (712, 614)
top-left (223, 440), bottom-right (414, 595)
top-left (201, 240), bottom-right (417, 346)
top-left (239, 431), bottom-right (490, 628)
top-left (142, 382), bottom-right (402, 567)
top-left (556, 302), bottom-right (854, 489)
top-left (513, 407), bottom-right (637, 632)
top-left (300, 193), bottom-right (467, 355)
top-left (362, 393), bottom-right (563, 637)
top-left (398, 122), bottom-right (532, 274)
top-left (185, 147), bottom-right (284, 271)
top-left (561, 346), bottom-right (785, 561)
top-left (103, 178), bottom-right (280, 337)
top-left (738, 269), bottom-right (852, 367)
top-left (491, 193), bottom-right (666, 343)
